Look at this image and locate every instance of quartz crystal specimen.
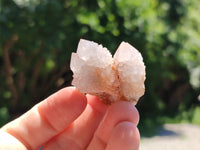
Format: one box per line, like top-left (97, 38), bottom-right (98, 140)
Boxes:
top-left (70, 39), bottom-right (146, 105)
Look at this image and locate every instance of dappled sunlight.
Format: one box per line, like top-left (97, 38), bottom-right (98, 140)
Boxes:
top-left (1, 1), bottom-right (200, 149)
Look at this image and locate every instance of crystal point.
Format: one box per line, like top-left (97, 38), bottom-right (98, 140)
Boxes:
top-left (70, 39), bottom-right (146, 105)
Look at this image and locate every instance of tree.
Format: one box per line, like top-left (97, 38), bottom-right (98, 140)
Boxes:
top-left (0, 0), bottom-right (199, 124)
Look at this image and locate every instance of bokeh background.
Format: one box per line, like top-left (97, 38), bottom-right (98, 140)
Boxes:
top-left (1, 0), bottom-right (200, 140)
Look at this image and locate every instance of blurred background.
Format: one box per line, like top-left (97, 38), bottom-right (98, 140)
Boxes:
top-left (0, 0), bottom-right (200, 148)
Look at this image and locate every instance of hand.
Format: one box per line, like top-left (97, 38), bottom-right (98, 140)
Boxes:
top-left (0, 87), bottom-right (140, 150)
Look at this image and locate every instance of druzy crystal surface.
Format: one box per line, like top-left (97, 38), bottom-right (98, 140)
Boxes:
top-left (70, 39), bottom-right (146, 105)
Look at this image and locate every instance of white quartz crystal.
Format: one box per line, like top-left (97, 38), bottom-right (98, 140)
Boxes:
top-left (70, 39), bottom-right (146, 105)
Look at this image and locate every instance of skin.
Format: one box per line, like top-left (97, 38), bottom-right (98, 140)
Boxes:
top-left (0, 87), bottom-right (140, 150)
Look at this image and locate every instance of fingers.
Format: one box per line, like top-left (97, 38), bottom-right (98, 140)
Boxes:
top-left (105, 122), bottom-right (140, 150)
top-left (0, 130), bottom-right (27, 150)
top-left (87, 101), bottom-right (139, 150)
top-left (2, 90), bottom-right (140, 150)
top-left (42, 95), bottom-right (108, 150)
top-left (1, 87), bottom-right (87, 150)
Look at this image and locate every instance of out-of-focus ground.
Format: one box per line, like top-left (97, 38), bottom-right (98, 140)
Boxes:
top-left (140, 123), bottom-right (200, 150)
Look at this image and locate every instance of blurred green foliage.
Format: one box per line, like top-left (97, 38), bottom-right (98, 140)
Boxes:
top-left (0, 0), bottom-right (200, 131)
top-left (0, 107), bottom-right (10, 127)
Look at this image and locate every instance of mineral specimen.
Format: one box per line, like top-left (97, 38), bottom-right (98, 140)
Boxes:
top-left (70, 39), bottom-right (146, 105)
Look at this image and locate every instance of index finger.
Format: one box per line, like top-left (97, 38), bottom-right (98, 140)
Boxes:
top-left (87, 101), bottom-right (139, 149)
top-left (1, 87), bottom-right (87, 150)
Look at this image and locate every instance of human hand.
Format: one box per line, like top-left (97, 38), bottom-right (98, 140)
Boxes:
top-left (0, 87), bottom-right (140, 150)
